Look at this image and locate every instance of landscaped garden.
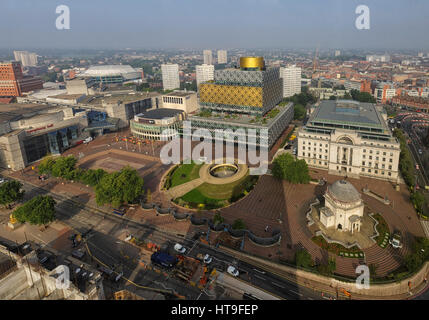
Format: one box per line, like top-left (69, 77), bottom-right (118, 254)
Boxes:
top-left (372, 213), bottom-right (390, 248)
top-left (312, 235), bottom-right (364, 258)
top-left (164, 162), bottom-right (202, 189)
top-left (173, 174), bottom-right (259, 210)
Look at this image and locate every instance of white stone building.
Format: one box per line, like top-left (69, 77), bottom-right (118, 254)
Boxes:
top-left (203, 50), bottom-right (213, 65)
top-left (217, 50), bottom-right (227, 64)
top-left (320, 180), bottom-right (364, 233)
top-left (196, 64), bottom-right (214, 88)
top-left (297, 100), bottom-right (400, 182)
top-left (161, 64), bottom-right (180, 90)
top-left (280, 65), bottom-right (301, 98)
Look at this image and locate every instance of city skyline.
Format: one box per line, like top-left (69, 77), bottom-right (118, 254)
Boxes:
top-left (1, 0), bottom-right (429, 50)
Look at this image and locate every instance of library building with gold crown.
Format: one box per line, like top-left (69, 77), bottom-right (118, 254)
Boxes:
top-left (188, 57), bottom-right (294, 149)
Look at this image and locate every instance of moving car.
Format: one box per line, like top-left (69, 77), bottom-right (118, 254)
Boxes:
top-left (389, 231), bottom-right (403, 249)
top-left (227, 266), bottom-right (239, 277)
top-left (0, 177), bottom-right (5, 184)
top-left (418, 149), bottom-right (423, 155)
top-left (174, 243), bottom-right (186, 254)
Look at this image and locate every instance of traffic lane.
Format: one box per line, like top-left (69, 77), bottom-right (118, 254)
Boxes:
top-left (191, 244), bottom-right (321, 300)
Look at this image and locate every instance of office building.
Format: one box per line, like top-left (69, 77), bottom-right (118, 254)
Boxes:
top-left (161, 64), bottom-right (180, 90)
top-left (0, 61), bottom-right (43, 98)
top-left (297, 100), bottom-right (400, 181)
top-left (13, 51), bottom-right (38, 67)
top-left (161, 90), bottom-right (198, 113)
top-left (334, 50), bottom-right (341, 57)
top-left (203, 50), bottom-right (213, 65)
top-left (280, 65), bottom-right (301, 98)
top-left (196, 64), bottom-right (214, 88)
top-left (217, 50), bottom-right (227, 64)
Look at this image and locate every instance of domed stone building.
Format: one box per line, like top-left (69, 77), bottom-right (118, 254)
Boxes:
top-left (319, 180), bottom-right (364, 234)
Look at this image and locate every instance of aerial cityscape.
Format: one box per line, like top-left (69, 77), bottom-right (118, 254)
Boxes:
top-left (1, 0), bottom-right (429, 309)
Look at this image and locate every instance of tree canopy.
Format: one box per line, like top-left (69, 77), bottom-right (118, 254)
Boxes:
top-left (293, 104), bottom-right (306, 120)
top-left (0, 180), bottom-right (24, 208)
top-left (14, 195), bottom-right (56, 225)
top-left (272, 153), bottom-right (310, 184)
top-left (95, 166), bottom-right (144, 208)
top-left (350, 89), bottom-right (376, 103)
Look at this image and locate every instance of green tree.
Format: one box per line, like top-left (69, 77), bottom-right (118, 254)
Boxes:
top-left (14, 195), bottom-right (56, 225)
top-left (295, 249), bottom-right (313, 269)
top-left (38, 155), bottom-right (56, 174)
top-left (411, 191), bottom-right (426, 213)
top-left (350, 89), bottom-right (376, 103)
top-left (0, 180), bottom-right (24, 208)
top-left (272, 153), bottom-right (310, 184)
top-left (293, 104), bottom-right (306, 120)
top-left (50, 156), bottom-right (77, 179)
top-left (232, 219), bottom-right (246, 230)
top-left (95, 166), bottom-right (144, 208)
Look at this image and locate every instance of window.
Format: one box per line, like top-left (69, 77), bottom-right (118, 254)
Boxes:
top-left (362, 161), bottom-right (365, 166)
top-left (369, 156), bottom-right (372, 160)
top-left (388, 172), bottom-right (391, 176)
top-left (390, 159), bottom-right (393, 163)
top-left (362, 168), bottom-right (365, 172)
top-left (389, 165), bottom-right (392, 170)
top-left (382, 158), bottom-right (386, 162)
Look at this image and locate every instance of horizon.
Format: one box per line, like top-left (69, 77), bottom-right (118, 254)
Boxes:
top-left (1, 0), bottom-right (429, 50)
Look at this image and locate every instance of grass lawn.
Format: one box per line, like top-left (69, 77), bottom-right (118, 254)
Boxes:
top-left (196, 174), bottom-right (249, 200)
top-left (167, 162), bottom-right (202, 189)
top-left (372, 213), bottom-right (390, 248)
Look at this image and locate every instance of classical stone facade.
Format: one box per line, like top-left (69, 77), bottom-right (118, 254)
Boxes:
top-left (297, 100), bottom-right (401, 181)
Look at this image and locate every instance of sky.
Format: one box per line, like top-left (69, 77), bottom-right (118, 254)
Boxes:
top-left (1, 0), bottom-right (428, 50)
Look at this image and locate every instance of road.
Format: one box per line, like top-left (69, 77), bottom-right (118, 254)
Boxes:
top-left (15, 179), bottom-right (325, 300)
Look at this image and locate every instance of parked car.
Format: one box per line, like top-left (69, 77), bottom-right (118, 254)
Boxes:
top-left (196, 253), bottom-right (213, 264)
top-left (389, 231), bottom-right (403, 249)
top-left (83, 137), bottom-right (93, 144)
top-left (418, 149), bottom-right (423, 155)
top-left (0, 177), bottom-right (5, 184)
top-left (227, 266), bottom-right (239, 277)
top-left (174, 243), bottom-right (186, 254)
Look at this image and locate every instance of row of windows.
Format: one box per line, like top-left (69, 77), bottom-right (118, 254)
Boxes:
top-left (302, 146), bottom-right (328, 153)
top-left (362, 161), bottom-right (393, 169)
top-left (302, 152), bottom-right (328, 160)
top-left (363, 149), bottom-right (393, 156)
top-left (362, 155), bottom-right (393, 162)
top-left (361, 167), bottom-right (392, 176)
top-left (163, 96), bottom-right (184, 104)
top-left (302, 141), bottom-right (329, 148)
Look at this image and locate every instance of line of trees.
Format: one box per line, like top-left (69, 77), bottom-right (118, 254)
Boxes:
top-left (38, 155), bottom-right (144, 208)
top-left (393, 129), bottom-right (427, 216)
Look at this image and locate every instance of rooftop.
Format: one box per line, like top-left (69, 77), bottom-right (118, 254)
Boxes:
top-left (136, 108), bottom-right (184, 120)
top-left (0, 103), bottom-right (56, 123)
top-left (310, 100), bottom-right (384, 128)
top-left (327, 180), bottom-right (361, 203)
top-left (163, 91), bottom-right (196, 97)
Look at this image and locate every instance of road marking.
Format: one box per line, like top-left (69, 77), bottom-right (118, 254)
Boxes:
top-left (254, 274), bottom-right (266, 280)
top-left (253, 268), bottom-right (266, 274)
top-left (271, 282), bottom-right (285, 289)
top-left (307, 297), bottom-right (314, 300)
top-left (289, 289), bottom-right (303, 297)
